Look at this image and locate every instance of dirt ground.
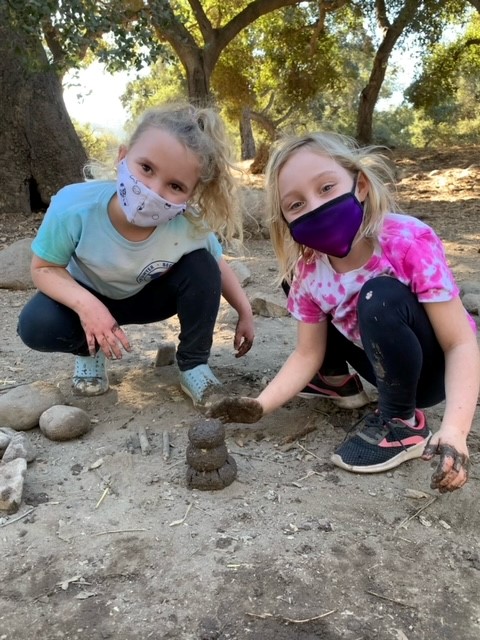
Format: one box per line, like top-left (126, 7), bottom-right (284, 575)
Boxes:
top-left (1, 146), bottom-right (479, 640)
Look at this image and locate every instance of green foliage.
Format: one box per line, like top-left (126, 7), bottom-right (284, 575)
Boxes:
top-left (73, 120), bottom-right (120, 166)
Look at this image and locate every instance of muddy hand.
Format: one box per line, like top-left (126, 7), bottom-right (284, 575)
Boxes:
top-left (207, 396), bottom-right (263, 424)
top-left (422, 439), bottom-right (470, 493)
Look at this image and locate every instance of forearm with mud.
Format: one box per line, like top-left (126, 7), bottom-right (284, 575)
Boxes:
top-left (31, 265), bottom-right (101, 316)
top-left (439, 341), bottom-right (480, 442)
top-left (256, 348), bottom-right (323, 416)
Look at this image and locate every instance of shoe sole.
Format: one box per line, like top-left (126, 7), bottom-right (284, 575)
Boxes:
top-left (298, 389), bottom-right (370, 410)
top-left (72, 377), bottom-right (109, 397)
top-left (330, 433), bottom-right (431, 473)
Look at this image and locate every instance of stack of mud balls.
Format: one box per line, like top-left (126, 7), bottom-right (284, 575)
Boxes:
top-left (186, 418), bottom-right (237, 490)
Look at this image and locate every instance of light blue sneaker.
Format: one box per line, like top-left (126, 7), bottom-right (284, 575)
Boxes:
top-left (179, 364), bottom-right (221, 406)
top-left (72, 352), bottom-right (109, 397)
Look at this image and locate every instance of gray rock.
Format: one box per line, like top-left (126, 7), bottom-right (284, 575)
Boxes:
top-left (0, 458), bottom-right (27, 513)
top-left (0, 381), bottom-right (66, 430)
top-left (39, 405), bottom-right (92, 441)
top-left (0, 238), bottom-right (34, 290)
top-left (2, 432), bottom-right (36, 463)
top-left (229, 260), bottom-right (252, 287)
top-left (251, 293), bottom-right (290, 318)
top-left (462, 293), bottom-right (480, 315)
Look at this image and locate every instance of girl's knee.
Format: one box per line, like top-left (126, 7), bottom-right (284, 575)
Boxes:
top-left (358, 277), bottom-right (411, 313)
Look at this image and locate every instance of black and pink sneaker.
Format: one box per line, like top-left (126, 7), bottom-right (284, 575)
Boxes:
top-left (298, 372), bottom-right (370, 409)
top-left (331, 409), bottom-right (431, 473)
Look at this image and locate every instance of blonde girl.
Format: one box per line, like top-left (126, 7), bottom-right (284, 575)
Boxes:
top-left (210, 132), bottom-right (479, 494)
top-left (18, 102), bottom-right (254, 406)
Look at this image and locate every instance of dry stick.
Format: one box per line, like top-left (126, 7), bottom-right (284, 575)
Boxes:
top-left (0, 507), bottom-right (35, 528)
top-left (280, 421), bottom-right (317, 445)
top-left (95, 486), bottom-right (110, 510)
top-left (138, 425), bottom-right (151, 456)
top-left (295, 442), bottom-right (323, 461)
top-left (162, 431), bottom-right (170, 460)
top-left (365, 590), bottom-right (416, 609)
top-left (395, 496), bottom-right (438, 532)
top-left (246, 609), bottom-right (337, 623)
top-left (92, 528), bottom-right (147, 536)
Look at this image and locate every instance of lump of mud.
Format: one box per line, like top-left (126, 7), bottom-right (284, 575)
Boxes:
top-left (186, 455), bottom-right (237, 491)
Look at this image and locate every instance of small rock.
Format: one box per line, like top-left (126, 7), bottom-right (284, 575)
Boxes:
top-left (2, 432), bottom-right (36, 463)
top-left (39, 405), bottom-right (92, 441)
top-left (0, 458), bottom-right (27, 513)
top-left (155, 342), bottom-right (176, 367)
top-left (250, 294), bottom-right (290, 318)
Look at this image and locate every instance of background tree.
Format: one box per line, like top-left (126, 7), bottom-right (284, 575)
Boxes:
top-left (404, 11), bottom-right (480, 145)
top-left (0, 3), bottom-right (89, 213)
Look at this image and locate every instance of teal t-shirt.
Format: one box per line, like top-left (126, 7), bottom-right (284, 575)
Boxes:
top-left (32, 181), bottom-right (223, 300)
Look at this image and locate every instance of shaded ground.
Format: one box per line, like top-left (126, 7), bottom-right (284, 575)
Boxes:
top-left (0, 146), bottom-right (479, 640)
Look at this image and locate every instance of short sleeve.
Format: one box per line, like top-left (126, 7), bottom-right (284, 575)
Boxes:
top-left (31, 196), bottom-right (81, 265)
top-left (401, 228), bottom-right (459, 302)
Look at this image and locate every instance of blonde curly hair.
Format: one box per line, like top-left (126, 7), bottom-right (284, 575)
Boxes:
top-left (128, 102), bottom-right (241, 243)
top-left (265, 132), bottom-right (398, 283)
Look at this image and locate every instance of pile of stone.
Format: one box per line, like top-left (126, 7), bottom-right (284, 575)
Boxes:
top-left (0, 381), bottom-right (92, 514)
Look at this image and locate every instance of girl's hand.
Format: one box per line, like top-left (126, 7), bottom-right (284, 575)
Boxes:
top-left (422, 431), bottom-right (470, 493)
top-left (233, 315), bottom-right (255, 358)
top-left (207, 396), bottom-right (263, 423)
top-left (78, 299), bottom-right (131, 359)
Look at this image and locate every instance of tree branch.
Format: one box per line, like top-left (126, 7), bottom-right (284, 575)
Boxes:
top-left (187, 0), bottom-right (215, 42)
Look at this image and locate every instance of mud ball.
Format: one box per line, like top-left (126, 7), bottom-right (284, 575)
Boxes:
top-left (186, 443), bottom-right (228, 472)
top-left (186, 455), bottom-right (237, 491)
top-left (188, 418), bottom-right (225, 449)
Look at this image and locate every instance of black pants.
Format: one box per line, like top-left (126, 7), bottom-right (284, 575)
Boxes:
top-left (17, 249), bottom-right (221, 372)
top-left (284, 276), bottom-right (446, 421)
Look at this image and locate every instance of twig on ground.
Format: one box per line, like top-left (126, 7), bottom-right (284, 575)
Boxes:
top-left (95, 486), bottom-right (110, 510)
top-left (246, 609), bottom-right (337, 623)
top-left (162, 431), bottom-right (170, 460)
top-left (92, 528), bottom-right (148, 536)
top-left (0, 507), bottom-right (35, 528)
top-left (169, 503), bottom-right (192, 527)
top-left (395, 496), bottom-right (438, 532)
top-left (295, 442), bottom-right (322, 461)
top-left (366, 590), bottom-right (416, 608)
top-left (138, 425), bottom-right (151, 456)
top-left (279, 421), bottom-right (317, 448)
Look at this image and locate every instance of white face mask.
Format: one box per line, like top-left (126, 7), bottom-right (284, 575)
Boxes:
top-left (116, 158), bottom-right (187, 227)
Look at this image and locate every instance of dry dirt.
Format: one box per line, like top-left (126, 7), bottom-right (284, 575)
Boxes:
top-left (1, 147), bottom-right (480, 640)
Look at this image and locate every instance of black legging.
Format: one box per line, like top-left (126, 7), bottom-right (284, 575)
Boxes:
top-left (284, 276), bottom-right (446, 421)
top-left (17, 249), bottom-right (221, 372)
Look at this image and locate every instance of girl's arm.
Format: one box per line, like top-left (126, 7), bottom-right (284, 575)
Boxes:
top-left (422, 297), bottom-right (480, 492)
top-left (208, 320), bottom-right (327, 422)
top-left (31, 255), bottom-right (131, 359)
top-left (256, 320), bottom-right (327, 414)
top-left (218, 257), bottom-right (255, 357)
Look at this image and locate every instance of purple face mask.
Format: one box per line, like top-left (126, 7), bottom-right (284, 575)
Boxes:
top-left (288, 177), bottom-right (364, 258)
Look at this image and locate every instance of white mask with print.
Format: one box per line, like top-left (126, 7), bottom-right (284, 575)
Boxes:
top-left (116, 158), bottom-right (187, 227)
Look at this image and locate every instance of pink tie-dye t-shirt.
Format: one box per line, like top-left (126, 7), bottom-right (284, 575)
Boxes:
top-left (287, 213), bottom-right (476, 347)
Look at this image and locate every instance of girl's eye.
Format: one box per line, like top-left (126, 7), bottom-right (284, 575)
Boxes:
top-left (322, 183), bottom-right (335, 193)
top-left (170, 183), bottom-right (183, 193)
top-left (288, 201), bottom-right (304, 212)
top-left (140, 164), bottom-right (152, 174)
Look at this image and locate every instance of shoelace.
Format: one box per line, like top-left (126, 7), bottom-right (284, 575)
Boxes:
top-left (343, 412), bottom-right (410, 451)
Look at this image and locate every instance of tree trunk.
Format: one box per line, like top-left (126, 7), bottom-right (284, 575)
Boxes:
top-left (0, 9), bottom-right (87, 214)
top-left (356, 0), bottom-right (420, 144)
top-left (240, 108), bottom-right (256, 160)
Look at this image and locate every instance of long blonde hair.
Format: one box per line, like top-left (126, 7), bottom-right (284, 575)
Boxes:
top-left (127, 102), bottom-right (241, 243)
top-left (265, 132), bottom-right (398, 282)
